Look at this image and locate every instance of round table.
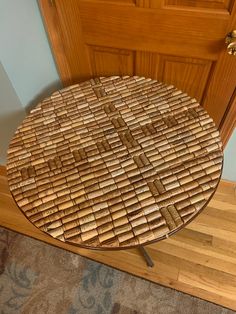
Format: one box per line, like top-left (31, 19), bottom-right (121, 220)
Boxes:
top-left (7, 76), bottom-right (223, 260)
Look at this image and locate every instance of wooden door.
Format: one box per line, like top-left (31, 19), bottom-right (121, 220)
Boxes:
top-left (40, 0), bottom-right (236, 146)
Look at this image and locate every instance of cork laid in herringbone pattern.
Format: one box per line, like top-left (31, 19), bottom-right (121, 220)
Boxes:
top-left (7, 76), bottom-right (223, 249)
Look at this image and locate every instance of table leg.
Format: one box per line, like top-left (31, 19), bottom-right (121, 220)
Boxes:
top-left (139, 246), bottom-right (154, 268)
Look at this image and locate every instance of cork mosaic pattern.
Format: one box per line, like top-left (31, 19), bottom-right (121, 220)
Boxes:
top-left (7, 76), bottom-right (223, 249)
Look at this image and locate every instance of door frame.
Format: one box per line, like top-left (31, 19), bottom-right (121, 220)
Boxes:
top-left (39, 0), bottom-right (236, 148)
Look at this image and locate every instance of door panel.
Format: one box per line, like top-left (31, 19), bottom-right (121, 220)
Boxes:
top-left (136, 53), bottom-right (213, 102)
top-left (164, 0), bottom-right (233, 11)
top-left (89, 46), bottom-right (134, 77)
top-left (78, 1), bottom-right (227, 59)
top-left (39, 0), bottom-right (236, 144)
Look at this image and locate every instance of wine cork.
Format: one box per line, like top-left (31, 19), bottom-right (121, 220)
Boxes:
top-left (114, 223), bottom-right (132, 235)
top-left (112, 209), bottom-right (127, 220)
top-left (99, 230), bottom-right (115, 243)
top-left (137, 230), bottom-right (155, 244)
top-left (98, 222), bottom-right (113, 234)
top-left (64, 227), bottom-right (81, 239)
top-left (81, 229), bottom-right (98, 242)
top-left (118, 231), bottom-right (134, 243)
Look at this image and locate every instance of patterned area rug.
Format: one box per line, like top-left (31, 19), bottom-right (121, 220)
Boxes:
top-left (0, 227), bottom-right (234, 314)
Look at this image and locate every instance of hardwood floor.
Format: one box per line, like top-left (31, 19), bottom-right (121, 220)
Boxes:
top-left (1, 165), bottom-right (236, 310)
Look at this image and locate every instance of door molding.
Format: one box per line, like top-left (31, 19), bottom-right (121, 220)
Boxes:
top-left (220, 89), bottom-right (236, 147)
top-left (40, 0), bottom-right (72, 85)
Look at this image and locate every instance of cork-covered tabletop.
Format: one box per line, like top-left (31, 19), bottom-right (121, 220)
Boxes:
top-left (7, 76), bottom-right (223, 249)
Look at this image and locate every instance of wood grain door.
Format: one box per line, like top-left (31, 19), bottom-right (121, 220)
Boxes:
top-left (40, 0), bottom-right (236, 145)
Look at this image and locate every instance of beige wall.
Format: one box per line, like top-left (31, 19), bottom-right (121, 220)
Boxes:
top-left (0, 62), bottom-right (25, 164)
top-left (222, 128), bottom-right (236, 181)
top-left (0, 0), bottom-right (60, 109)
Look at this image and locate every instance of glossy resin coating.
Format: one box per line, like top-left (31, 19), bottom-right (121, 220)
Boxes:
top-left (7, 76), bottom-right (223, 249)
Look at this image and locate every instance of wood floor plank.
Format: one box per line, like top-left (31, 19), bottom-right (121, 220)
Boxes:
top-left (172, 229), bottom-right (213, 248)
top-left (215, 180), bottom-right (236, 195)
top-left (193, 215), bottom-right (236, 235)
top-left (188, 226), bottom-right (236, 246)
top-left (179, 268), bottom-right (236, 301)
top-left (205, 206), bottom-right (236, 222)
top-left (212, 237), bottom-right (236, 256)
top-left (0, 165), bottom-right (236, 310)
top-left (150, 241), bottom-right (236, 276)
top-left (168, 235), bottom-right (236, 265)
